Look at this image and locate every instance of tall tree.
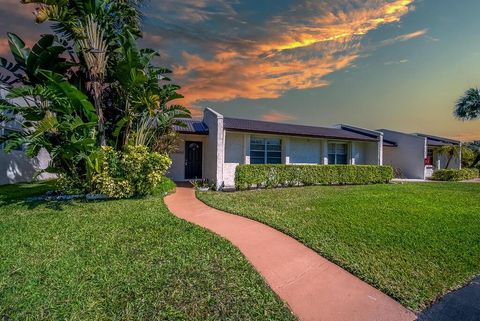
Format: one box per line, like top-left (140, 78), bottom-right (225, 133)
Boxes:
top-left (455, 88), bottom-right (480, 120)
top-left (0, 0), bottom-right (190, 190)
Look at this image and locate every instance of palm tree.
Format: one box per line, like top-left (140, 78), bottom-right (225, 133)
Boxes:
top-left (435, 145), bottom-right (473, 169)
top-left (455, 88), bottom-right (480, 120)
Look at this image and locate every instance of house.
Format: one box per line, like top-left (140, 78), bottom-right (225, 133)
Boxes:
top-left (0, 103), bottom-right (463, 186)
top-left (169, 108), bottom-right (386, 189)
top-left (379, 129), bottom-right (461, 179)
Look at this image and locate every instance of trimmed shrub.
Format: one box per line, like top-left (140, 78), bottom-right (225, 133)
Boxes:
top-left (431, 168), bottom-right (479, 181)
top-left (235, 165), bottom-right (394, 190)
top-left (92, 145), bottom-right (172, 198)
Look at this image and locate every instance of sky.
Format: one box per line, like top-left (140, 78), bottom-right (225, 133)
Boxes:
top-left (1, 0), bottom-right (480, 141)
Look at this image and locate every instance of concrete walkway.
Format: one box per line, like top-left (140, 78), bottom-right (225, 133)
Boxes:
top-left (165, 186), bottom-right (416, 321)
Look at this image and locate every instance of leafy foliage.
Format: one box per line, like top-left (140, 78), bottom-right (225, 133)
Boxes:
top-left (434, 144), bottom-right (468, 169)
top-left (455, 88), bottom-right (480, 120)
top-left (431, 168), bottom-right (479, 181)
top-left (235, 164), bottom-right (394, 190)
top-left (92, 145), bottom-right (172, 198)
top-left (0, 0), bottom-right (190, 194)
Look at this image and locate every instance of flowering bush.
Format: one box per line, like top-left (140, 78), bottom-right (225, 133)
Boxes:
top-left (92, 145), bottom-right (172, 198)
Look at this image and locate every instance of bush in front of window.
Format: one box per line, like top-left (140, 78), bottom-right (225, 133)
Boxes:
top-left (431, 168), bottom-right (479, 181)
top-left (234, 165), bottom-right (394, 190)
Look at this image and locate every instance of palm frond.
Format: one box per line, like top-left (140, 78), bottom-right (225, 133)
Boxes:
top-left (455, 88), bottom-right (480, 120)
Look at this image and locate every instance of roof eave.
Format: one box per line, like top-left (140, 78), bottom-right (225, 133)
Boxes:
top-left (224, 128), bottom-right (378, 142)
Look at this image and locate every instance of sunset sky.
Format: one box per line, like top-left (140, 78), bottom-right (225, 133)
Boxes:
top-left (1, 0), bottom-right (480, 140)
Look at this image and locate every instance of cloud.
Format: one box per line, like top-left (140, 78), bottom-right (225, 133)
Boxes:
top-left (451, 132), bottom-right (480, 142)
top-left (261, 111), bottom-right (296, 123)
top-left (384, 59), bottom-right (409, 65)
top-left (142, 0), bottom-right (418, 107)
top-left (1, 0), bottom-right (421, 111)
top-left (381, 29), bottom-right (428, 45)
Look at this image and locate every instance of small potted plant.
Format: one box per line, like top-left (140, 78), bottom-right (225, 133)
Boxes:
top-left (191, 179), bottom-right (211, 192)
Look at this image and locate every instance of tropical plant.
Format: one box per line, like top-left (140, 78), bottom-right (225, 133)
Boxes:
top-left (0, 0), bottom-right (190, 194)
top-left (434, 144), bottom-right (472, 169)
top-left (0, 33), bottom-right (72, 86)
top-left (0, 70), bottom-right (99, 187)
top-left (465, 141), bottom-right (480, 167)
top-left (92, 145), bottom-right (171, 198)
top-left (455, 88), bottom-right (480, 120)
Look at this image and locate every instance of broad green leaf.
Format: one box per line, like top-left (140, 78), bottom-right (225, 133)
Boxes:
top-left (39, 70), bottom-right (98, 122)
top-left (7, 33), bottom-right (29, 67)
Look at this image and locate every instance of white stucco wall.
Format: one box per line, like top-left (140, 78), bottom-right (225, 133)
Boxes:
top-left (380, 129), bottom-right (426, 179)
top-left (203, 108), bottom-right (224, 189)
top-left (289, 137), bottom-right (322, 164)
top-left (351, 142), bottom-right (365, 165)
top-left (0, 148), bottom-right (55, 185)
top-left (364, 141), bottom-right (380, 165)
top-left (223, 132), bottom-right (245, 187)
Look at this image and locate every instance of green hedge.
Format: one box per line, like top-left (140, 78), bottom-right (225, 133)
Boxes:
top-left (431, 168), bottom-right (479, 181)
top-left (235, 165), bottom-right (394, 190)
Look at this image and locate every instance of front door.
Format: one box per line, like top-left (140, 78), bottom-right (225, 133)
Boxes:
top-left (185, 141), bottom-right (203, 179)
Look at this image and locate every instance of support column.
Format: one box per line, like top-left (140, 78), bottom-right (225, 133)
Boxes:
top-left (283, 137), bottom-right (290, 164)
top-left (350, 142), bottom-right (356, 165)
top-left (459, 143), bottom-right (462, 169)
top-left (322, 140), bottom-right (329, 164)
top-left (244, 134), bottom-right (250, 164)
top-left (377, 135), bottom-right (384, 165)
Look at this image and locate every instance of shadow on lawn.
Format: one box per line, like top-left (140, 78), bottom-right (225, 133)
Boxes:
top-left (0, 181), bottom-right (107, 211)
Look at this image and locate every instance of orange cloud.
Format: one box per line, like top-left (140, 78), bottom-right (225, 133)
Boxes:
top-left (451, 132), bottom-right (480, 142)
top-left (261, 111), bottom-right (296, 122)
top-left (170, 0), bottom-right (417, 107)
top-left (0, 38), bottom-right (9, 56)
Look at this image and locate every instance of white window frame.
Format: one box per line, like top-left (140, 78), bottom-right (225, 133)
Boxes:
top-left (250, 136), bottom-right (282, 164)
top-left (328, 142), bottom-right (349, 165)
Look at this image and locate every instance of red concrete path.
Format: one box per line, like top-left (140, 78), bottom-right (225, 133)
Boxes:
top-left (165, 186), bottom-right (417, 321)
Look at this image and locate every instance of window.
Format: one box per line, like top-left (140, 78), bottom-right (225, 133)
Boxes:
top-left (328, 143), bottom-right (348, 165)
top-left (250, 137), bottom-right (282, 164)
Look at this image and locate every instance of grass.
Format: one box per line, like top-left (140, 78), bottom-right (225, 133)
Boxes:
top-left (0, 181), bottom-right (295, 321)
top-left (197, 183), bottom-right (480, 311)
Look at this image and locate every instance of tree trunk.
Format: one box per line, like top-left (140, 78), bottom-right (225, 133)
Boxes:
top-left (471, 154), bottom-right (480, 167)
top-left (92, 82), bottom-right (106, 146)
top-left (445, 152), bottom-right (453, 169)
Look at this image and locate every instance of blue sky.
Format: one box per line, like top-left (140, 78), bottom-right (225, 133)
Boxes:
top-left (1, 0), bottom-right (479, 140)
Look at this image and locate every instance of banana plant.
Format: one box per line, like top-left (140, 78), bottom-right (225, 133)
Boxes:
top-left (0, 70), bottom-right (98, 181)
top-left (0, 33), bottom-right (72, 86)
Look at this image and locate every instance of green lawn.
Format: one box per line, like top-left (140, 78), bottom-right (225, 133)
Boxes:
top-left (0, 181), bottom-right (295, 321)
top-left (198, 183), bottom-right (480, 311)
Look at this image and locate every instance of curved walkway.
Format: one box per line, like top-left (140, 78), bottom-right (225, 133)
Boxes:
top-left (165, 186), bottom-right (416, 321)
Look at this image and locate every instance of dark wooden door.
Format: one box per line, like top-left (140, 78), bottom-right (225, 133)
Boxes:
top-left (185, 141), bottom-right (202, 179)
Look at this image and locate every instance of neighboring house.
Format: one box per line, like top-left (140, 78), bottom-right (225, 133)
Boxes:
top-left (379, 129), bottom-right (461, 179)
top-left (169, 108), bottom-right (386, 189)
top-left (0, 89), bottom-right (54, 185)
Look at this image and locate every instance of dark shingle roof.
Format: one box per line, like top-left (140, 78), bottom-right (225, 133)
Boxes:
top-left (414, 133), bottom-right (460, 146)
top-left (427, 139), bottom-right (453, 147)
top-left (383, 140), bottom-right (397, 147)
top-left (223, 117), bottom-right (378, 142)
top-left (174, 119), bottom-right (208, 135)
